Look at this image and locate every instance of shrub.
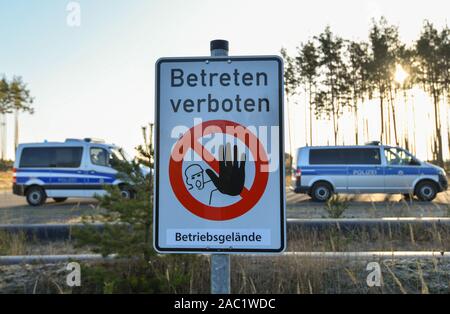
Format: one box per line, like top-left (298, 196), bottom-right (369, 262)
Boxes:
top-left (74, 125), bottom-right (203, 293)
top-left (325, 195), bottom-right (348, 218)
top-left (0, 159), bottom-right (13, 171)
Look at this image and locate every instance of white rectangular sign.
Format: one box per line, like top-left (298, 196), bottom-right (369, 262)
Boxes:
top-left (154, 56), bottom-right (285, 253)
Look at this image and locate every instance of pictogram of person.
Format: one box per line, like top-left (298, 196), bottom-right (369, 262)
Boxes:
top-left (184, 144), bottom-right (246, 206)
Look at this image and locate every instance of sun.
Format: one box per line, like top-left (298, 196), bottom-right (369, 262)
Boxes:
top-left (394, 64), bottom-right (409, 85)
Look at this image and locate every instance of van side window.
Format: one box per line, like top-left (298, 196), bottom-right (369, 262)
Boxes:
top-left (90, 147), bottom-right (109, 167)
top-left (19, 147), bottom-right (83, 168)
top-left (53, 147), bottom-right (83, 167)
top-left (309, 149), bottom-right (347, 164)
top-left (341, 148), bottom-right (381, 165)
top-left (310, 148), bottom-right (381, 165)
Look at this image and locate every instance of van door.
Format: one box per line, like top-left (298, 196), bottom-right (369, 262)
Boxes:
top-left (86, 146), bottom-right (116, 197)
top-left (344, 148), bottom-right (384, 193)
top-left (308, 148), bottom-right (348, 192)
top-left (383, 147), bottom-right (421, 193)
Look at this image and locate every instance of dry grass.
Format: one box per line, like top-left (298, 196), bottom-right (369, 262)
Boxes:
top-left (1, 254), bottom-right (448, 294)
top-left (1, 254), bottom-right (449, 294)
top-left (89, 254), bottom-right (449, 294)
top-left (0, 171), bottom-right (12, 190)
top-left (1, 233), bottom-right (449, 293)
top-left (227, 254), bottom-right (450, 294)
top-left (287, 222), bottom-right (450, 252)
top-left (0, 231), bottom-right (27, 255)
top-left (0, 233), bottom-right (92, 256)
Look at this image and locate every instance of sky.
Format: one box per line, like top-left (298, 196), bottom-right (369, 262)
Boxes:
top-left (0, 0), bottom-right (449, 159)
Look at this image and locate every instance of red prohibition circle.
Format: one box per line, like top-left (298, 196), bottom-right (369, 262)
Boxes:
top-left (169, 120), bottom-right (269, 221)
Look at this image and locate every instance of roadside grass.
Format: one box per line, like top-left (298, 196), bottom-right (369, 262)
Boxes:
top-left (286, 222), bottom-right (450, 252)
top-left (0, 231), bottom-right (27, 255)
top-left (1, 222), bottom-right (449, 254)
top-left (325, 195), bottom-right (348, 218)
top-left (229, 255), bottom-right (450, 294)
top-left (0, 160), bottom-right (13, 172)
top-left (443, 161), bottom-right (450, 174)
top-left (1, 224), bottom-right (450, 293)
top-left (0, 171), bottom-right (12, 190)
top-left (2, 254), bottom-right (449, 294)
top-left (0, 237), bottom-right (93, 256)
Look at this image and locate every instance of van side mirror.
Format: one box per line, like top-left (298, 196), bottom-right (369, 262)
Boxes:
top-left (410, 159), bottom-right (421, 166)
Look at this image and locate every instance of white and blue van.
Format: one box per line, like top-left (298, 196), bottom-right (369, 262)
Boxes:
top-left (13, 138), bottom-right (134, 206)
top-left (291, 142), bottom-right (448, 202)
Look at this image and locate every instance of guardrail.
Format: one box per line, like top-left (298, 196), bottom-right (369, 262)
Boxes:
top-left (0, 254), bottom-right (117, 265)
top-left (1, 251), bottom-right (448, 265)
top-left (287, 217), bottom-right (450, 234)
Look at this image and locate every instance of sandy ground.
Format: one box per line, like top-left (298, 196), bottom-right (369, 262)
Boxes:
top-left (0, 190), bottom-right (101, 224)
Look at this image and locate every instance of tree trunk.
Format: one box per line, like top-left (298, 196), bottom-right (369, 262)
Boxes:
top-left (389, 87), bottom-right (399, 146)
top-left (286, 94), bottom-right (293, 174)
top-left (387, 99), bottom-right (391, 144)
top-left (379, 96), bottom-right (384, 143)
top-left (333, 107), bottom-right (338, 145)
top-left (304, 87), bottom-right (308, 145)
top-left (354, 99), bottom-right (359, 145)
top-left (432, 89), bottom-right (444, 166)
top-left (14, 109), bottom-right (19, 156)
top-left (412, 94), bottom-right (417, 155)
top-left (309, 83), bottom-right (313, 146)
top-left (446, 91), bottom-right (450, 160)
top-left (402, 90), bottom-right (410, 151)
top-left (0, 114), bottom-right (5, 160)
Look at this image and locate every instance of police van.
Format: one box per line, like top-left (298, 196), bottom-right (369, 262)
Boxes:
top-left (291, 142), bottom-right (448, 202)
top-left (13, 138), bottom-right (134, 206)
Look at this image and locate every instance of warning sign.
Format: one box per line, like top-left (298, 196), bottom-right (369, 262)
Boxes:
top-left (154, 56), bottom-right (285, 253)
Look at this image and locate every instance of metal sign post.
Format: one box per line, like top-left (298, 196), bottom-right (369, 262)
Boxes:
top-left (210, 39), bottom-right (231, 295)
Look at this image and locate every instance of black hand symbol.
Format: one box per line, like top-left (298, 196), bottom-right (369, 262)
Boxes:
top-left (205, 143), bottom-right (246, 196)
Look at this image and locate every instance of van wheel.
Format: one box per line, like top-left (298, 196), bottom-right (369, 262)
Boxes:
top-left (119, 186), bottom-right (135, 199)
top-left (311, 182), bottom-right (333, 202)
top-left (26, 186), bottom-right (47, 206)
top-left (53, 198), bottom-right (68, 203)
top-left (415, 181), bottom-right (437, 202)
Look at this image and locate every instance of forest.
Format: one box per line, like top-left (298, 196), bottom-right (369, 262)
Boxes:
top-left (281, 17), bottom-right (449, 166)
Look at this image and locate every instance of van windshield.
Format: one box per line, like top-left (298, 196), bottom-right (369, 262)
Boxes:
top-left (384, 147), bottom-right (421, 166)
top-left (109, 147), bottom-right (129, 168)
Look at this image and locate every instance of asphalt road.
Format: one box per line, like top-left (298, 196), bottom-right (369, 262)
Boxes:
top-left (0, 190), bottom-right (100, 224)
top-left (286, 189), bottom-right (450, 218)
top-left (0, 188), bottom-right (449, 224)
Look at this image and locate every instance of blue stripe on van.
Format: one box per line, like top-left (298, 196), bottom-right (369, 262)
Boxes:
top-left (16, 169), bottom-right (116, 178)
top-left (16, 176), bottom-right (115, 184)
top-left (15, 168), bottom-right (116, 185)
top-left (16, 177), bottom-right (52, 184)
top-left (300, 166), bottom-right (438, 176)
top-left (301, 167), bottom-right (348, 176)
